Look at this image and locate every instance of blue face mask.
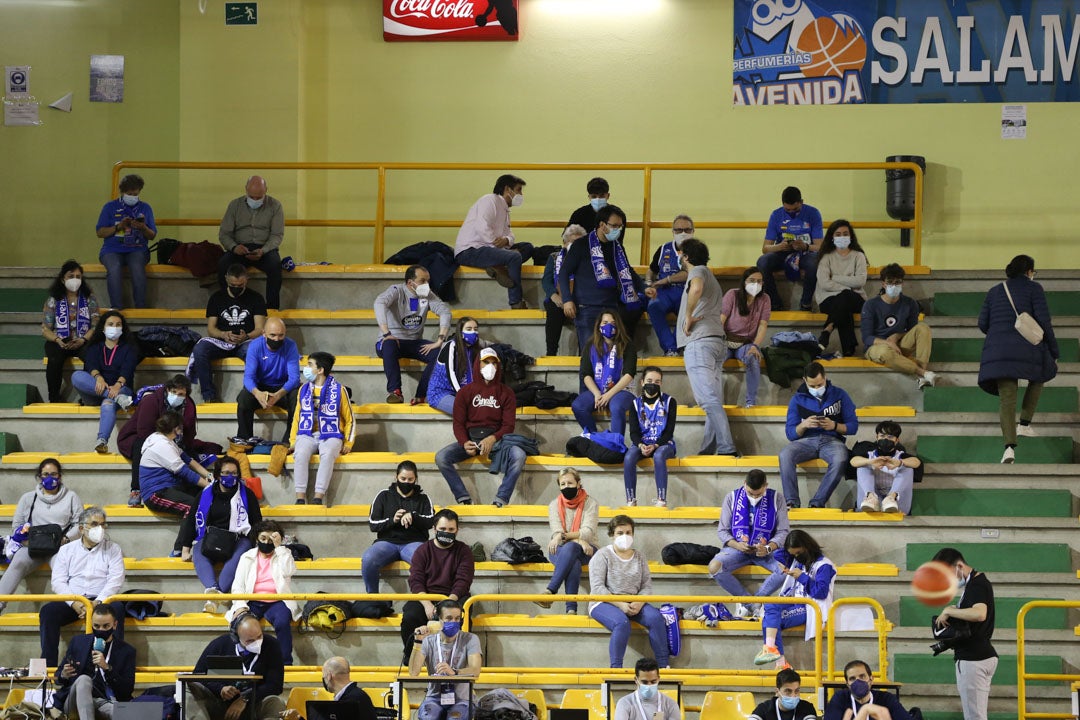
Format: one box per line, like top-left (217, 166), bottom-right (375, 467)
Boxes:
top-left (833, 236), bottom-right (851, 250)
top-left (778, 695), bottom-right (800, 711)
top-left (808, 385), bottom-right (826, 399)
top-left (442, 621), bottom-right (461, 638)
top-left (121, 194), bottom-right (140, 207)
top-left (40, 475), bottom-right (61, 492)
top-left (219, 473), bottom-right (239, 489)
top-left (462, 331), bottom-right (479, 346)
top-left (600, 323), bottom-right (616, 339)
top-left (884, 284), bottom-right (902, 298)
top-left (637, 684), bottom-right (658, 701)
top-left (246, 196), bottom-right (264, 210)
top-left (590, 198), bottom-right (607, 212)
top-left (302, 366), bottom-right (317, 382)
top-left (605, 227), bottom-right (622, 242)
top-left (849, 680), bottom-right (870, 699)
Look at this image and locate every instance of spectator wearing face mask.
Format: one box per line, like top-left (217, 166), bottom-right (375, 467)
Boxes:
top-left (362, 460), bottom-right (436, 595)
top-left (750, 668), bottom-right (818, 720)
top-left (227, 520), bottom-right (300, 666)
top-left (623, 367), bottom-right (678, 508)
top-left (41, 259), bottom-right (99, 403)
top-left (188, 612), bottom-right (286, 720)
top-left (0, 458), bottom-right (83, 615)
top-left (721, 268), bottom-right (772, 408)
top-left (814, 220), bottom-right (868, 358)
top-left (95, 174), bottom-right (157, 309)
top-left (53, 604), bottom-right (136, 720)
top-left (535, 468), bottom-right (599, 614)
top-left (566, 177), bottom-right (611, 233)
top-left (862, 263), bottom-right (936, 389)
top-left (234, 316), bottom-right (300, 445)
top-left (409, 599), bottom-right (483, 720)
top-left (755, 186), bottom-right (823, 312)
top-left (287, 351), bottom-right (354, 506)
top-left (455, 174), bottom-right (532, 310)
top-left (823, 660), bottom-right (915, 720)
top-left (644, 215), bottom-right (694, 357)
top-left (217, 175), bottom-right (285, 310)
top-left (614, 659), bottom-right (680, 720)
top-left (181, 457), bottom-right (262, 614)
top-left (118, 374), bottom-right (222, 508)
top-left (71, 310), bottom-right (137, 454)
top-left (849, 421), bottom-right (922, 514)
top-left (571, 311), bottom-right (637, 437)
top-left (542, 225), bottom-right (587, 356)
top-left (375, 265), bottom-right (453, 405)
top-left (428, 317), bottom-right (488, 415)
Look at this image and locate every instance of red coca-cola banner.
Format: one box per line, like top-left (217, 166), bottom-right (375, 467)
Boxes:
top-left (383, 0), bottom-right (519, 42)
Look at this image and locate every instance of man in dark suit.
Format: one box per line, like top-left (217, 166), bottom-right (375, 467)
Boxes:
top-left (188, 612), bottom-right (286, 720)
top-left (281, 657), bottom-right (378, 720)
top-left (53, 604), bottom-right (136, 720)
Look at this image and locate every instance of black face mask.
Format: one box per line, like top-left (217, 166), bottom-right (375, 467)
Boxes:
top-left (266, 338), bottom-right (284, 351)
top-left (257, 541), bottom-right (276, 555)
top-left (322, 678), bottom-right (332, 693)
top-left (435, 531), bottom-right (456, 546)
top-left (793, 553), bottom-right (810, 566)
top-left (875, 439), bottom-right (897, 455)
top-left (395, 482), bottom-right (415, 495)
top-left (560, 487), bottom-right (579, 500)
top-left (643, 383), bottom-right (661, 398)
top-left (227, 285), bottom-right (246, 298)
top-left (92, 628), bottom-right (113, 642)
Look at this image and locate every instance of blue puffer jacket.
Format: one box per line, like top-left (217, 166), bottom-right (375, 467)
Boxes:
top-left (785, 380), bottom-right (858, 441)
top-left (978, 276), bottom-right (1059, 394)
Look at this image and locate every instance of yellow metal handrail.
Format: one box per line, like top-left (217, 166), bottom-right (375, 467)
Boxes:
top-left (1017, 600), bottom-right (1080, 720)
top-left (824, 597), bottom-right (891, 683)
top-left (0, 593), bottom-right (95, 635)
top-left (110, 160), bottom-right (925, 266)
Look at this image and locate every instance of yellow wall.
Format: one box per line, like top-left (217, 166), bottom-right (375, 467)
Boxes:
top-left (2, 0), bottom-right (1072, 269)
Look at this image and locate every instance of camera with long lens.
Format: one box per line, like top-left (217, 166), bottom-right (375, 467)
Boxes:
top-left (929, 616), bottom-right (971, 656)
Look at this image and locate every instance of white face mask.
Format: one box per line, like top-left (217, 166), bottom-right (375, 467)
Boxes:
top-left (511, 193), bottom-right (524, 208)
top-left (86, 525), bottom-right (105, 544)
top-left (121, 194), bottom-right (140, 207)
top-left (104, 326), bottom-right (123, 341)
top-left (414, 283), bottom-right (430, 298)
top-left (480, 364), bottom-right (497, 381)
top-left (747, 493), bottom-right (762, 506)
top-left (613, 534), bottom-right (634, 551)
top-left (833, 236), bottom-right (851, 250)
top-left (672, 232), bottom-right (692, 244)
top-left (243, 639), bottom-right (263, 655)
top-left (745, 282), bottom-right (762, 297)
top-left (64, 278), bottom-right (82, 293)
top-left (884, 284), bottom-right (902, 298)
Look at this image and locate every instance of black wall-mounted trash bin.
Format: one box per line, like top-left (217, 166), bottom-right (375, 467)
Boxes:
top-left (886, 155), bottom-right (926, 247)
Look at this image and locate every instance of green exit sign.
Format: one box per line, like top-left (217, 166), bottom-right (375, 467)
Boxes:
top-left (225, 2), bottom-right (257, 25)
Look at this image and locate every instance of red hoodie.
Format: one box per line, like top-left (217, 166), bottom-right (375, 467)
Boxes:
top-left (451, 354), bottom-right (516, 446)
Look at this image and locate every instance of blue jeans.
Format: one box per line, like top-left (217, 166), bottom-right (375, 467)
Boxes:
top-left (646, 286), bottom-right (683, 353)
top-left (456, 245), bottom-right (526, 305)
top-left (756, 250), bottom-right (818, 310)
top-left (100, 249), bottom-right (149, 309)
top-left (721, 343), bottom-right (762, 406)
top-left (435, 442), bottom-right (525, 505)
top-left (546, 542), bottom-right (596, 612)
top-left (779, 435), bottom-right (850, 508)
top-left (246, 600), bottom-right (294, 665)
top-left (709, 546), bottom-right (786, 599)
top-left (377, 337), bottom-right (439, 397)
top-left (590, 601), bottom-right (670, 669)
top-left (623, 443), bottom-right (676, 503)
top-left (571, 389), bottom-right (635, 435)
top-left (361, 540), bottom-right (423, 593)
top-left (418, 699), bottom-right (471, 720)
top-left (761, 603), bottom-right (807, 655)
top-left (192, 536), bottom-right (253, 591)
top-left (682, 337), bottom-right (737, 454)
top-left (71, 370), bottom-right (133, 442)
top-left (430, 393), bottom-right (456, 415)
top-left (188, 337), bottom-right (251, 402)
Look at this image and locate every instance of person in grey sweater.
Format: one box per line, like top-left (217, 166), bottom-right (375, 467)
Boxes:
top-left (0, 458), bottom-right (83, 614)
top-left (588, 515), bottom-right (669, 669)
top-left (374, 265), bottom-right (453, 404)
top-left (814, 220), bottom-right (868, 357)
top-left (216, 175), bottom-right (286, 309)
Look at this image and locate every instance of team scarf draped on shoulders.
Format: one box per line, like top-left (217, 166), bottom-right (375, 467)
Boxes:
top-left (297, 375), bottom-right (344, 439)
top-left (586, 231), bottom-right (641, 310)
top-left (730, 487), bottom-right (777, 546)
top-left (194, 483), bottom-right (251, 542)
top-left (55, 294), bottom-right (90, 339)
top-left (590, 342), bottom-right (623, 392)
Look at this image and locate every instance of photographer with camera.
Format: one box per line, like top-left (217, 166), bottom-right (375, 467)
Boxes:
top-left (824, 660), bottom-right (915, 720)
top-left (931, 548), bottom-right (997, 720)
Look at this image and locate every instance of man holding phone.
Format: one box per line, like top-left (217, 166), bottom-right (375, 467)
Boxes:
top-left (614, 658), bottom-right (680, 720)
top-left (53, 604), bottom-right (136, 720)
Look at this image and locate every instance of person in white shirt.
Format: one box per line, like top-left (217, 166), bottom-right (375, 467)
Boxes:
top-left (39, 507), bottom-right (126, 665)
top-left (455, 174), bottom-right (531, 310)
top-left (613, 659), bottom-right (680, 720)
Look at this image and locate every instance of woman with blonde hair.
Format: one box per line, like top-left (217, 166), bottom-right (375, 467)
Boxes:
top-left (535, 468), bottom-right (599, 614)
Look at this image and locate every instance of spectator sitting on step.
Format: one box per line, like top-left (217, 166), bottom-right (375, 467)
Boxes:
top-left (138, 411), bottom-right (214, 557)
top-left (849, 421), bottom-right (921, 515)
top-left (707, 469), bottom-right (789, 620)
top-left (181, 456), bottom-right (262, 614)
top-left (39, 506), bottom-right (126, 666)
top-left (823, 659), bottom-right (915, 720)
top-left (862, 263), bottom-right (936, 389)
top-left (749, 667), bottom-right (818, 720)
top-left (187, 612), bottom-right (286, 720)
top-left (428, 317), bottom-right (489, 415)
top-left (0, 458), bottom-right (83, 616)
top-left (375, 264), bottom-right (453, 405)
top-left (95, 173), bottom-right (157, 309)
top-left (409, 599), bottom-right (483, 720)
top-left (188, 263), bottom-right (267, 404)
top-left (571, 311), bottom-right (637, 438)
top-left (623, 367), bottom-right (678, 508)
top-left (362, 460), bottom-right (436, 596)
top-left (227, 520), bottom-right (300, 666)
top-left (542, 224), bottom-right (587, 356)
top-left (754, 529), bottom-right (835, 672)
top-left (42, 259), bottom-right (99, 403)
top-left (644, 215), bottom-right (693, 357)
top-left (755, 186), bottom-right (823, 312)
top-left (721, 267), bottom-right (771, 408)
top-left (535, 468), bottom-right (598, 615)
top-left (217, 175), bottom-right (285, 310)
top-left (52, 603), bottom-right (136, 720)
top-left (71, 310), bottom-right (137, 454)
top-left (814, 220), bottom-right (868, 358)
top-left (234, 316), bottom-right (300, 445)
top-left (614, 658), bottom-right (680, 720)
top-left (287, 351), bottom-right (354, 506)
top-left (455, 173), bottom-right (532, 310)
top-left (118, 374), bottom-right (222, 508)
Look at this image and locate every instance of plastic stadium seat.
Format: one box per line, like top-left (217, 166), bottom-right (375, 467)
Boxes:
top-left (365, 687), bottom-right (410, 720)
top-left (560, 689), bottom-right (605, 720)
top-left (512, 688), bottom-right (547, 720)
top-left (700, 691), bottom-right (756, 720)
top-left (286, 687), bottom-right (333, 716)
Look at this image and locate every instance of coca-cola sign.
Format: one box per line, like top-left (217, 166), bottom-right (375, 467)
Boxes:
top-left (383, 0), bottom-right (519, 42)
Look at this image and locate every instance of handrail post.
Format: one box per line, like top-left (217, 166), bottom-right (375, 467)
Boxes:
top-left (110, 162), bottom-right (124, 198)
top-left (375, 166), bottom-right (388, 263)
top-left (913, 164), bottom-right (924, 267)
top-left (641, 167), bottom-right (653, 265)
top-left (1018, 601), bottom-right (1028, 720)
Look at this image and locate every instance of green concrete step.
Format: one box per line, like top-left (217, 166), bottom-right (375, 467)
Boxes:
top-left (900, 596), bottom-right (1067, 629)
top-left (0, 334), bottom-right (47, 360)
top-left (916, 436), bottom-right (1073, 464)
top-left (909, 488), bottom-right (1073, 518)
top-left (0, 288), bottom-right (48, 313)
top-left (0, 383), bottom-right (41, 408)
top-left (922, 386), bottom-right (1078, 413)
top-left (930, 337), bottom-right (1080, 363)
top-left (906, 543), bottom-right (1072, 573)
top-left (932, 291), bottom-right (1080, 317)
top-left (893, 653), bottom-right (1059, 686)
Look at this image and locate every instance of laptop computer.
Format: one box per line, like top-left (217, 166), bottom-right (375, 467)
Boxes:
top-left (113, 701), bottom-right (164, 720)
top-left (307, 700), bottom-right (368, 720)
top-left (205, 655), bottom-right (245, 674)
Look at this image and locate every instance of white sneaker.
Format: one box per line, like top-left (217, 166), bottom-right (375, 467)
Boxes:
top-left (203, 587), bottom-right (222, 614)
top-left (733, 603), bottom-right (756, 620)
top-left (752, 604), bottom-right (765, 620)
top-left (115, 394), bottom-right (133, 409)
top-left (917, 370), bottom-right (937, 389)
top-left (860, 493), bottom-right (881, 512)
top-left (1016, 423), bottom-right (1037, 437)
top-left (652, 499), bottom-right (667, 508)
top-left (1001, 447), bottom-right (1015, 464)
top-left (881, 495), bottom-right (900, 513)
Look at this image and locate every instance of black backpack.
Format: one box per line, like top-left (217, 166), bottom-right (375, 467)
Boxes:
top-left (661, 542), bottom-right (722, 566)
top-left (490, 537), bottom-right (545, 564)
top-left (135, 325), bottom-right (201, 360)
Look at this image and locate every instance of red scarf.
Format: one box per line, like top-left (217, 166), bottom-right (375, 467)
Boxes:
top-left (556, 488), bottom-right (588, 533)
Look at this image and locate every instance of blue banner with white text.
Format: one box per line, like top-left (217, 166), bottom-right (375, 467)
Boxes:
top-left (733, 0), bottom-right (1080, 104)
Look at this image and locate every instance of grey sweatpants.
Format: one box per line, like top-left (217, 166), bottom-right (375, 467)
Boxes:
top-left (956, 656), bottom-right (997, 720)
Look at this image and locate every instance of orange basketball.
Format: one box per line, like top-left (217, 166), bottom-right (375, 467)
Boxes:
top-left (795, 16), bottom-right (866, 78)
top-left (911, 561), bottom-right (959, 607)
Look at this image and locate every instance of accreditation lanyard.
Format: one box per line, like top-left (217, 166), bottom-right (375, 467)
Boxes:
top-left (851, 693), bottom-right (873, 716)
top-left (633, 692), bottom-right (659, 720)
top-left (103, 343), bottom-right (119, 369)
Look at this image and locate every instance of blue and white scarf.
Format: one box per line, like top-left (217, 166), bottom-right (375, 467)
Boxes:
top-left (633, 394), bottom-right (675, 449)
top-left (590, 342), bottom-right (623, 392)
top-left (730, 487), bottom-right (777, 546)
top-left (656, 242), bottom-right (684, 285)
top-left (55, 294), bottom-right (90, 340)
top-left (586, 231), bottom-right (642, 310)
top-left (194, 483), bottom-right (250, 543)
top-left (297, 375), bottom-right (344, 440)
